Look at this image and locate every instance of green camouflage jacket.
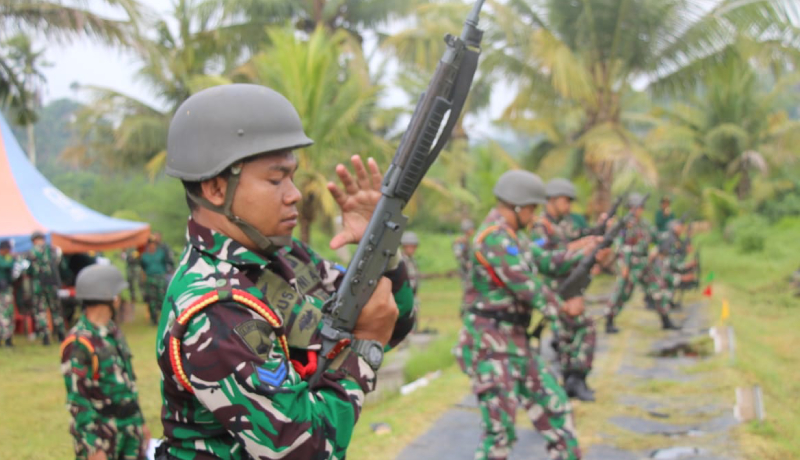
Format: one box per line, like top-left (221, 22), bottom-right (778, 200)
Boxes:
top-left (452, 235), bottom-right (472, 288)
top-left (156, 218), bottom-right (415, 459)
top-left (459, 209), bottom-right (567, 358)
top-left (615, 218), bottom-right (657, 270)
top-left (26, 243), bottom-right (62, 288)
top-left (60, 315), bottom-right (143, 454)
top-left (0, 253), bottom-right (14, 291)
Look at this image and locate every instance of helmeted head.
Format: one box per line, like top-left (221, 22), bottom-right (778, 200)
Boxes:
top-left (628, 192), bottom-right (646, 219)
top-left (461, 218), bottom-right (475, 236)
top-left (493, 170), bottom-right (546, 228)
top-left (75, 264), bottom-right (128, 309)
top-left (0, 240), bottom-right (10, 255)
top-left (668, 219), bottom-right (684, 236)
top-left (401, 231), bottom-right (419, 256)
top-left (661, 196), bottom-right (671, 210)
top-left (30, 231), bottom-right (45, 246)
top-left (167, 84), bottom-right (314, 254)
top-left (545, 178), bottom-right (576, 217)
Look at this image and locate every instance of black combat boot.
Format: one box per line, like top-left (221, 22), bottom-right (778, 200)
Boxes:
top-left (660, 313), bottom-right (680, 330)
top-left (605, 316), bottom-right (619, 334)
top-left (565, 373), bottom-right (596, 402)
top-left (42, 334), bottom-right (51, 346)
top-left (644, 295), bottom-right (655, 310)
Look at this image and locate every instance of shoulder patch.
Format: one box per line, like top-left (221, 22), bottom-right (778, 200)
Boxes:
top-left (534, 238), bottom-right (547, 248)
top-left (333, 263), bottom-right (346, 273)
top-left (234, 319), bottom-right (275, 360)
top-left (506, 245), bottom-right (520, 256)
top-left (253, 358), bottom-right (291, 394)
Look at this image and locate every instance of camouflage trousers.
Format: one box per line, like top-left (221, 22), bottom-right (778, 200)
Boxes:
top-left (0, 289), bottom-right (13, 342)
top-left (605, 265), bottom-right (657, 320)
top-left (143, 275), bottom-right (166, 324)
top-left (71, 416), bottom-right (146, 460)
top-left (462, 353), bottom-right (581, 460)
top-left (126, 268), bottom-right (140, 303)
top-left (33, 283), bottom-right (63, 337)
top-left (646, 277), bottom-right (674, 316)
top-left (556, 308), bottom-right (596, 375)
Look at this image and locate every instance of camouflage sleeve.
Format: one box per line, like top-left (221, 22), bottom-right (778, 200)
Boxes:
top-left (61, 343), bottom-right (114, 454)
top-left (300, 240), bottom-right (415, 350)
top-left (529, 244), bottom-right (583, 277)
top-left (480, 231), bottom-right (561, 327)
top-left (181, 303), bottom-right (376, 459)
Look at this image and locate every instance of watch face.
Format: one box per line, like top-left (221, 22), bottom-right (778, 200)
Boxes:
top-left (367, 345), bottom-right (383, 365)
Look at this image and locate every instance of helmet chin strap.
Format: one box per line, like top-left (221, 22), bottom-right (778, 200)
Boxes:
top-left (513, 205), bottom-right (524, 230)
top-left (188, 164), bottom-right (291, 255)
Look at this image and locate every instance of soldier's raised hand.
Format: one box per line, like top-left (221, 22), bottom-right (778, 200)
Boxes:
top-left (327, 156), bottom-right (383, 250)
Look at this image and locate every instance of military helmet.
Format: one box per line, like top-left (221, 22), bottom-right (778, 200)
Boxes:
top-left (545, 178), bottom-right (577, 199)
top-left (75, 264), bottom-right (129, 301)
top-left (166, 84), bottom-right (314, 181)
top-left (401, 231), bottom-right (420, 246)
top-left (30, 230), bottom-right (45, 241)
top-left (0, 240), bottom-right (10, 250)
top-left (628, 192), bottom-right (646, 208)
top-left (493, 170), bottom-right (546, 206)
top-left (460, 219), bottom-right (475, 232)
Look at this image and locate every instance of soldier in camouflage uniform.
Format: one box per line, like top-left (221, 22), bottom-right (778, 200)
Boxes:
top-left (60, 264), bottom-right (150, 460)
top-left (658, 220), bottom-right (698, 309)
top-left (122, 248), bottom-right (141, 302)
top-left (456, 170), bottom-right (582, 460)
top-left (155, 84), bottom-right (415, 459)
top-left (650, 233), bottom-right (697, 315)
top-left (453, 219), bottom-right (475, 316)
top-left (140, 236), bottom-right (170, 325)
top-left (532, 178), bottom-right (607, 402)
top-left (605, 194), bottom-right (678, 333)
top-left (401, 231), bottom-right (421, 311)
top-left (27, 231), bottom-right (65, 345)
top-left (0, 240), bottom-right (15, 347)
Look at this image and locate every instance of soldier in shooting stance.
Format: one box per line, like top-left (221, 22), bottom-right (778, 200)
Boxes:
top-left (27, 230), bottom-right (65, 345)
top-left (532, 178), bottom-right (608, 402)
top-left (456, 170), bottom-right (582, 460)
top-left (658, 220), bottom-right (698, 309)
top-left (60, 264), bottom-right (150, 460)
top-left (155, 84), bottom-right (415, 459)
top-left (453, 218), bottom-right (476, 316)
top-left (605, 193), bottom-right (679, 332)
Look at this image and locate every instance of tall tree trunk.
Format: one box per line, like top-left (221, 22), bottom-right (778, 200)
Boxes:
top-left (26, 123), bottom-right (36, 165)
top-left (589, 163), bottom-right (613, 220)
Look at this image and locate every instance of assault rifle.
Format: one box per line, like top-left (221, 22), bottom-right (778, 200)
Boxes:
top-left (587, 189), bottom-right (630, 236)
top-left (309, 0), bottom-right (487, 385)
top-left (557, 194), bottom-right (650, 302)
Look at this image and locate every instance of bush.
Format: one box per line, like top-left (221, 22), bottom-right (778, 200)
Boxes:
top-left (724, 214), bottom-right (768, 253)
top-left (738, 232), bottom-right (765, 253)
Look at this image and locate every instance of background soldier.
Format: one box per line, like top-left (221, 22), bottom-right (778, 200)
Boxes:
top-left (151, 231), bottom-right (175, 278)
top-left (534, 178), bottom-right (608, 402)
top-left (156, 84), bottom-right (414, 459)
top-left (139, 236), bottom-right (169, 325)
top-left (655, 196), bottom-right (675, 233)
top-left (605, 194), bottom-right (678, 332)
top-left (660, 220), bottom-right (699, 309)
top-left (650, 238), bottom-right (698, 317)
top-left (0, 240), bottom-right (15, 347)
top-left (455, 170), bottom-right (582, 460)
top-left (401, 231), bottom-right (430, 333)
top-left (27, 230), bottom-right (64, 345)
top-left (121, 247), bottom-right (141, 302)
top-left (453, 218), bottom-right (475, 317)
top-left (60, 264), bottom-right (150, 460)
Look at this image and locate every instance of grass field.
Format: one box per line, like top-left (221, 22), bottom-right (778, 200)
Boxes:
top-left (1, 222), bottom-right (798, 459)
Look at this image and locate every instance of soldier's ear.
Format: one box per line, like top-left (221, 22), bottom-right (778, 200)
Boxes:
top-left (200, 176), bottom-right (228, 207)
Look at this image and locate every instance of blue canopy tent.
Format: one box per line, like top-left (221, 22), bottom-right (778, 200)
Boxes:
top-left (0, 112), bottom-right (150, 253)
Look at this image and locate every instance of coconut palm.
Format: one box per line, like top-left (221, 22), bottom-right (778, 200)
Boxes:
top-left (648, 56), bottom-right (800, 202)
top-left (234, 27), bottom-right (390, 243)
top-left (0, 0), bottom-right (144, 118)
top-left (488, 0), bottom-right (800, 215)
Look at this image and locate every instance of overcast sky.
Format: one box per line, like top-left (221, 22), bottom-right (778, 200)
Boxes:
top-left (39, 0), bottom-right (512, 139)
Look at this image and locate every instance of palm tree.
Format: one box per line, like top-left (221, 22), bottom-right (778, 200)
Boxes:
top-left (63, 0), bottom-right (251, 171)
top-left (648, 56), bottom-right (800, 202)
top-left (488, 0), bottom-right (800, 216)
top-left (0, 0), bottom-right (144, 117)
top-left (2, 34), bottom-right (50, 164)
top-left (234, 26), bottom-right (390, 243)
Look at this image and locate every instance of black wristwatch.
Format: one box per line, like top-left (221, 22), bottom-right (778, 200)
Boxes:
top-left (350, 339), bottom-right (384, 372)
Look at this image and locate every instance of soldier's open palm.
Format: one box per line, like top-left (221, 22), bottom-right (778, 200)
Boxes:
top-left (327, 155), bottom-right (383, 249)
